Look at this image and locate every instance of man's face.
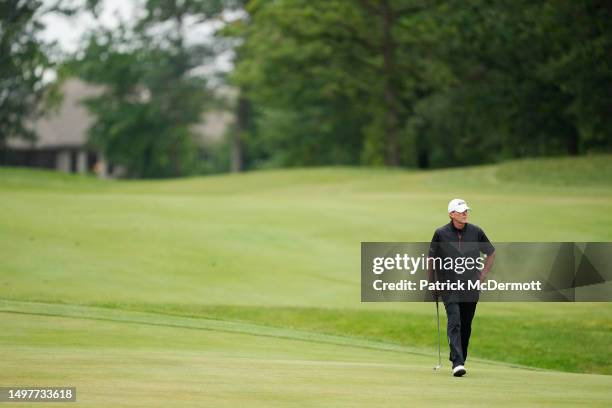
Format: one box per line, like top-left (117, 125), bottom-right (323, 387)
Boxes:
top-left (450, 210), bottom-right (468, 224)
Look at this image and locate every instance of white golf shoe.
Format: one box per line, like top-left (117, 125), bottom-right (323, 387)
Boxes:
top-left (452, 365), bottom-right (467, 377)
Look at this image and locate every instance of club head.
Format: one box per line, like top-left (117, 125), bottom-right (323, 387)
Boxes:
top-left (433, 364), bottom-right (442, 371)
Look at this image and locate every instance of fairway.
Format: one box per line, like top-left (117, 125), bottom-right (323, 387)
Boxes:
top-left (1, 155), bottom-right (612, 406)
top-left (2, 301), bottom-right (611, 408)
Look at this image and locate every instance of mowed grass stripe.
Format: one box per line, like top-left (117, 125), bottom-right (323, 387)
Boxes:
top-left (0, 299), bottom-right (545, 371)
top-left (2, 313), bottom-right (612, 408)
top-left (2, 298), bottom-right (609, 374)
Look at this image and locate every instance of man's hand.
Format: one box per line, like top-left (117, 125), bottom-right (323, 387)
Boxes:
top-left (479, 251), bottom-right (496, 282)
top-left (431, 289), bottom-right (439, 302)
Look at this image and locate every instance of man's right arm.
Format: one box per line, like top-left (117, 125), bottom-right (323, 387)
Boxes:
top-left (428, 230), bottom-right (440, 300)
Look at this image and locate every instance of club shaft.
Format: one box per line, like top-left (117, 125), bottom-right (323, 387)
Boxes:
top-left (436, 298), bottom-right (441, 366)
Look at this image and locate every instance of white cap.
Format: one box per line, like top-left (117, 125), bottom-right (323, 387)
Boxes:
top-left (448, 198), bottom-right (470, 213)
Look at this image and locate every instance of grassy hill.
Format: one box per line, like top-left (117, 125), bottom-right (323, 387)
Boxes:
top-left (1, 155), bottom-right (611, 406)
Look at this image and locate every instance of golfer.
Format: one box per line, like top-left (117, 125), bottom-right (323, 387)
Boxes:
top-left (428, 198), bottom-right (495, 377)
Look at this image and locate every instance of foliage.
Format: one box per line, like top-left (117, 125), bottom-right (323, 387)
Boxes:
top-left (229, 0), bottom-right (612, 169)
top-left (67, 0), bottom-right (228, 178)
top-left (0, 0), bottom-right (57, 143)
top-left (9, 0), bottom-right (609, 174)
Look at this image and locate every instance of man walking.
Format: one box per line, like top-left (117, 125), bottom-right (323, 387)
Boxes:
top-left (428, 199), bottom-right (495, 377)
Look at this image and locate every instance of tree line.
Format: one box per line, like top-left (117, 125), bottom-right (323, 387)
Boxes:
top-left (2, 0), bottom-right (611, 177)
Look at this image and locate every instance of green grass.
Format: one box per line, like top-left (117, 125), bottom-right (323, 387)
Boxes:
top-left (495, 155), bottom-right (612, 187)
top-left (1, 155), bottom-right (612, 406)
top-left (1, 300), bottom-right (611, 407)
top-left (86, 302), bottom-right (608, 375)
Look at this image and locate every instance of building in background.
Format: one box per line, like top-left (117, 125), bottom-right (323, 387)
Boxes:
top-left (0, 78), bottom-right (233, 178)
top-left (0, 78), bottom-right (116, 177)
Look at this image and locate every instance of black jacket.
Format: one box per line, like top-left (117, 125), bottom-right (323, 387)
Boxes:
top-left (428, 222), bottom-right (495, 282)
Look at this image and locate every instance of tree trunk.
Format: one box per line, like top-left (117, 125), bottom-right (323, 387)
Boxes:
top-left (231, 133), bottom-right (243, 173)
top-left (381, 0), bottom-right (400, 166)
top-left (232, 94), bottom-right (251, 172)
top-left (567, 126), bottom-right (579, 156)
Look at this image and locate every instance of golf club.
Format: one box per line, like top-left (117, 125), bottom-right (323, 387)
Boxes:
top-left (433, 295), bottom-right (442, 371)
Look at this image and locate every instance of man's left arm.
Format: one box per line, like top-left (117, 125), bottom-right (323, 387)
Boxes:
top-left (480, 251), bottom-right (495, 282)
top-left (478, 228), bottom-right (495, 282)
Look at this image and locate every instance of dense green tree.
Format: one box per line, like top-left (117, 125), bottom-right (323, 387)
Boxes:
top-left (229, 0), bottom-right (611, 169)
top-left (229, 0), bottom-right (366, 167)
top-left (536, 0), bottom-right (612, 153)
top-left (68, 0), bottom-right (612, 173)
top-left (70, 28), bottom-right (206, 178)
top-left (70, 0), bottom-right (235, 178)
top-left (0, 0), bottom-right (57, 143)
top-left (230, 0), bottom-right (436, 167)
top-left (410, 0), bottom-right (612, 167)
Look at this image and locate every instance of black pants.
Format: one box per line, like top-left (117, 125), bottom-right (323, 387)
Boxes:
top-left (443, 300), bottom-right (477, 368)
